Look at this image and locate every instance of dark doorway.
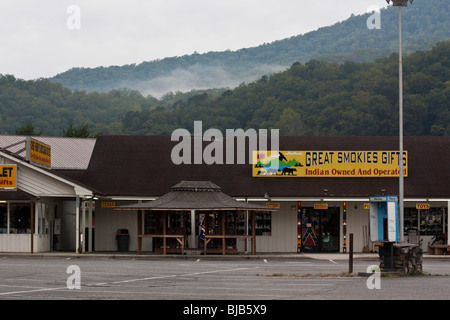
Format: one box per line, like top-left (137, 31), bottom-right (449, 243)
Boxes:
top-left (301, 207), bottom-right (340, 252)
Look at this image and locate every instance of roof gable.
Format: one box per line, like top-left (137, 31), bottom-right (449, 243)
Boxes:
top-left (0, 150), bottom-right (93, 198)
top-left (0, 135), bottom-right (96, 169)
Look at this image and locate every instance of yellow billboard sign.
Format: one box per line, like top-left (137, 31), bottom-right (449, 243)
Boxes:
top-left (27, 137), bottom-right (51, 168)
top-left (0, 165), bottom-right (17, 189)
top-left (253, 151), bottom-right (408, 178)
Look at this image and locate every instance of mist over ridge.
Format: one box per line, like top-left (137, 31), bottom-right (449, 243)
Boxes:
top-left (49, 0), bottom-right (450, 97)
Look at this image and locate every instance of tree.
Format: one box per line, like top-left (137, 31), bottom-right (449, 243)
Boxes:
top-left (63, 124), bottom-right (91, 138)
top-left (275, 108), bottom-right (303, 136)
top-left (15, 123), bottom-right (42, 136)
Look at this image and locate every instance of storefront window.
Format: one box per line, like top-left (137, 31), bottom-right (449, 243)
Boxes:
top-left (143, 211), bottom-right (273, 237)
top-left (0, 204), bottom-right (6, 233)
top-left (9, 204), bottom-right (31, 234)
top-left (144, 211), bottom-right (189, 235)
top-left (404, 208), bottom-right (418, 232)
top-left (255, 213), bottom-right (272, 236)
top-left (235, 212), bottom-right (273, 236)
top-left (404, 207), bottom-right (447, 236)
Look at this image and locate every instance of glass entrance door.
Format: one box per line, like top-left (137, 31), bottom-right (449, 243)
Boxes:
top-left (301, 207), bottom-right (340, 252)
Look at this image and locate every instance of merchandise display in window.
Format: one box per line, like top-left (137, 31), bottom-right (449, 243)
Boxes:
top-left (404, 207), bottom-right (446, 237)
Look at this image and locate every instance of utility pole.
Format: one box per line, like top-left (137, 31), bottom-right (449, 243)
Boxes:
top-left (385, 0), bottom-right (414, 242)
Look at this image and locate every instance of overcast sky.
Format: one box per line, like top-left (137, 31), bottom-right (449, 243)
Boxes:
top-left (0, 0), bottom-right (389, 80)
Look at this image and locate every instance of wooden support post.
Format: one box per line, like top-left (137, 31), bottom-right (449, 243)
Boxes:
top-left (448, 201), bottom-right (450, 246)
top-left (349, 233), bottom-right (354, 274)
top-left (222, 213), bottom-right (226, 255)
top-left (190, 210), bottom-right (196, 249)
top-left (30, 202), bottom-right (34, 254)
top-left (251, 212), bottom-right (256, 255)
top-left (75, 197), bottom-right (80, 254)
top-left (245, 209), bottom-right (249, 254)
top-left (88, 200), bottom-right (93, 253)
top-left (137, 210), bottom-right (142, 254)
top-left (81, 201), bottom-right (86, 253)
top-left (163, 211), bottom-right (167, 255)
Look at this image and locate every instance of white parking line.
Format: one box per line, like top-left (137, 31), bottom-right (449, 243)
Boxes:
top-left (110, 266), bottom-right (258, 284)
top-left (0, 266), bottom-right (258, 296)
top-left (0, 286), bottom-right (67, 296)
top-left (329, 259), bottom-right (338, 264)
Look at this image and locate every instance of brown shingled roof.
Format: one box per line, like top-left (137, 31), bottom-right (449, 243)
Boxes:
top-left (57, 135), bottom-right (450, 199)
top-left (115, 181), bottom-right (275, 211)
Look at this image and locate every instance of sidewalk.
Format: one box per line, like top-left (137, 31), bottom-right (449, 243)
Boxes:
top-left (1, 251), bottom-right (448, 260)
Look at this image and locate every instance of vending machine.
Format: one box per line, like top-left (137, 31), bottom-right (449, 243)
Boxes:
top-left (369, 196), bottom-right (399, 243)
top-left (369, 196), bottom-right (399, 269)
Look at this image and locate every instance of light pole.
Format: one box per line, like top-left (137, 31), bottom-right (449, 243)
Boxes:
top-left (386, 0), bottom-right (413, 242)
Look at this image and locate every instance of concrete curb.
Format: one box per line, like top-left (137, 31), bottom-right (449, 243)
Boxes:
top-left (1, 252), bottom-right (448, 260)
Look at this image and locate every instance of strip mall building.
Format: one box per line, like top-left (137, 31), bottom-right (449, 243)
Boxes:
top-left (0, 135), bottom-right (448, 254)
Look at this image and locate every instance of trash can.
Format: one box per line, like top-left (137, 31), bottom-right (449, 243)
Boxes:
top-left (116, 229), bottom-right (130, 252)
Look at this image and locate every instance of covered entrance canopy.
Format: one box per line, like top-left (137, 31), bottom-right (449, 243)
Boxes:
top-left (115, 181), bottom-right (277, 255)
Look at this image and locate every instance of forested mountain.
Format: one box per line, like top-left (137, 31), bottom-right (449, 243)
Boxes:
top-left (1, 41), bottom-right (449, 137)
top-left (121, 41), bottom-right (450, 137)
top-left (0, 76), bottom-right (223, 136)
top-left (49, 0), bottom-right (449, 97)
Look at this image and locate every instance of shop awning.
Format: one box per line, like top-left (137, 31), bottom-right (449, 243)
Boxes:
top-left (0, 189), bottom-right (37, 201)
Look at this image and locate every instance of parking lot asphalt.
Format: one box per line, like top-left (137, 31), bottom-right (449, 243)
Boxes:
top-left (0, 252), bottom-right (449, 319)
top-left (1, 252), bottom-right (449, 294)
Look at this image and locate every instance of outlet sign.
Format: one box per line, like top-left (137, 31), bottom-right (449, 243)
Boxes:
top-left (0, 165), bottom-right (17, 189)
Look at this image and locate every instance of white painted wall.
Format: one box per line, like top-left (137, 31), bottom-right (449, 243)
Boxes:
top-left (95, 206), bottom-right (139, 252)
top-left (346, 203), bottom-right (370, 252)
top-left (34, 234), bottom-right (50, 252)
top-left (256, 202), bottom-right (297, 253)
top-left (0, 234), bottom-right (30, 252)
top-left (0, 234), bottom-right (51, 252)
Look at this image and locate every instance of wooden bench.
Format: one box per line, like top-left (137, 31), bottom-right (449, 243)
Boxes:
top-left (139, 234), bottom-right (185, 254)
top-left (204, 235), bottom-right (252, 255)
top-left (428, 244), bottom-right (450, 255)
top-left (184, 247), bottom-right (238, 255)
